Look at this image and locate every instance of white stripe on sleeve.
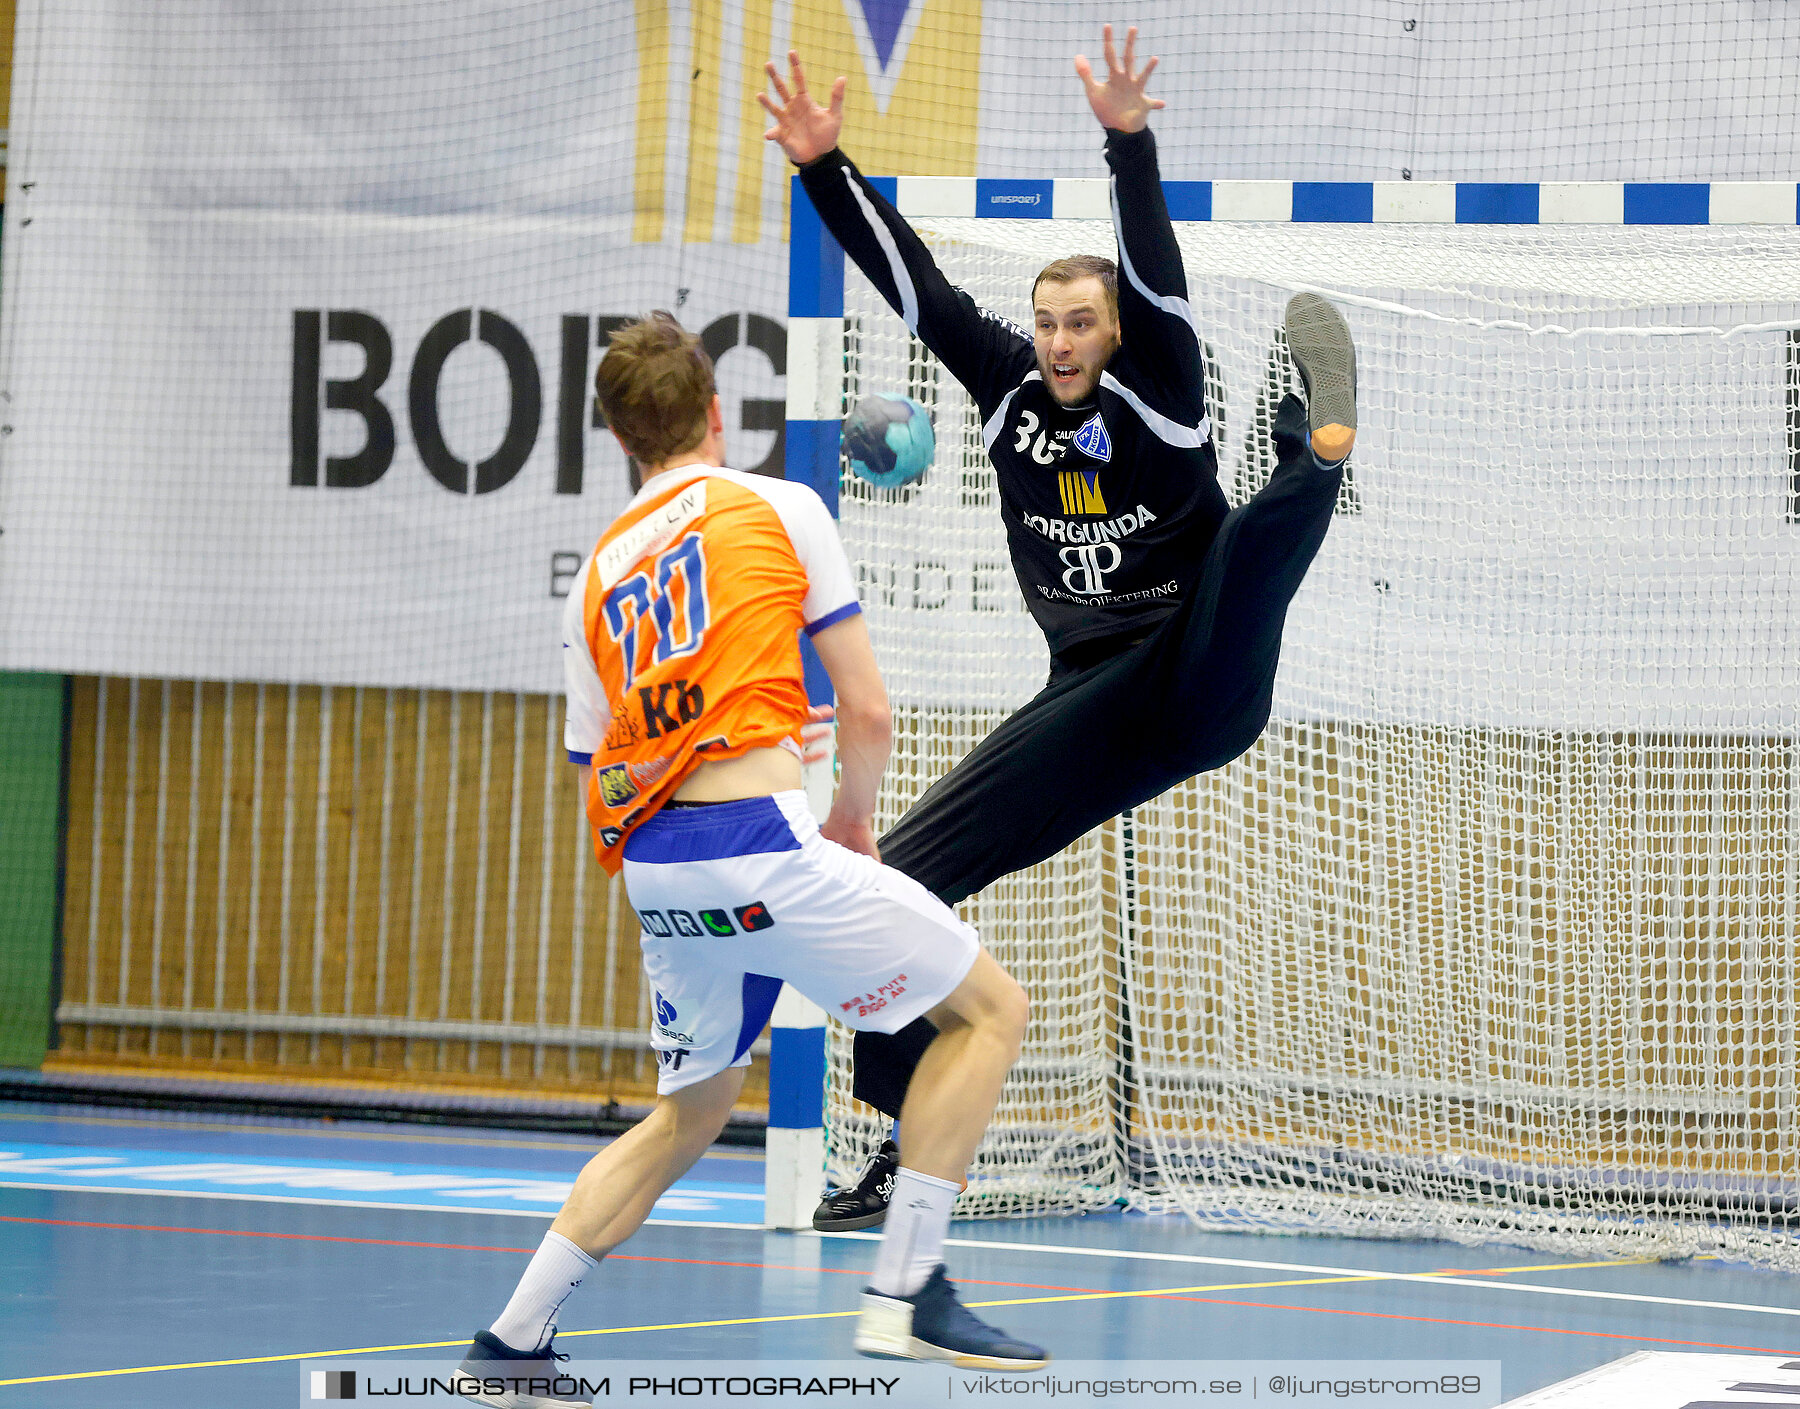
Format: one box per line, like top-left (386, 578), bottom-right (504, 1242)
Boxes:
top-left (1110, 174), bottom-right (1208, 378)
top-left (561, 556), bottom-right (609, 760)
top-left (981, 372), bottom-right (1041, 453)
top-left (844, 169), bottom-right (919, 334)
top-left (1099, 372), bottom-right (1213, 449)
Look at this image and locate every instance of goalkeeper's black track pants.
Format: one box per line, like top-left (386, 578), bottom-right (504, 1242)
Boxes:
top-left (852, 394), bottom-right (1345, 1118)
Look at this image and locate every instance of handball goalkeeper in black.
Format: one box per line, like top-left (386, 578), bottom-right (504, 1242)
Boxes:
top-left (762, 26), bottom-right (1358, 1229)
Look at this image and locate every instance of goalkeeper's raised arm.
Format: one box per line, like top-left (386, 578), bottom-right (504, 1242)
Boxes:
top-left (759, 51), bottom-right (1032, 418)
top-left (1077, 25), bottom-right (1205, 421)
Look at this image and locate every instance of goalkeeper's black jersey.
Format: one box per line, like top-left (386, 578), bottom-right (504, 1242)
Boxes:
top-left (798, 127), bottom-right (1229, 658)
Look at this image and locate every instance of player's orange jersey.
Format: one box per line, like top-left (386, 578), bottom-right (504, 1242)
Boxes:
top-left (561, 466), bottom-right (860, 872)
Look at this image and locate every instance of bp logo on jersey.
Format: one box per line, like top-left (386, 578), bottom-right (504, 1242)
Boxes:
top-left (1074, 412), bottom-right (1112, 462)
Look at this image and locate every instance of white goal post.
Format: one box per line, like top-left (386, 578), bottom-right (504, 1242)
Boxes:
top-left (774, 176), bottom-right (1800, 1269)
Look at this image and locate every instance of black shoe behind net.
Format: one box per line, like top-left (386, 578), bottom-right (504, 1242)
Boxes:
top-left (812, 1139), bottom-right (900, 1231)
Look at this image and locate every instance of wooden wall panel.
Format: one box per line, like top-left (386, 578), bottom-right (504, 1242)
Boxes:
top-left (56, 678), bottom-right (776, 1112)
top-left (60, 679), bottom-right (1793, 1154)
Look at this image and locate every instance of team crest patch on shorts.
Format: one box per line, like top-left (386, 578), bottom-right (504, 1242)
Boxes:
top-left (1074, 412), bottom-right (1112, 462)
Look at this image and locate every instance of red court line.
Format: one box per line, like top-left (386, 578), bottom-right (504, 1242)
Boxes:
top-left (6, 1214), bottom-right (1793, 1356)
top-left (1154, 1293), bottom-right (1799, 1357)
top-left (0, 1214), bottom-right (540, 1255)
top-left (0, 1215), bottom-right (1084, 1292)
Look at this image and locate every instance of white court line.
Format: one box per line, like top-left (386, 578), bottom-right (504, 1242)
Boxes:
top-left (815, 1230), bottom-right (1800, 1324)
top-left (0, 1180), bottom-right (751, 1229)
top-left (0, 1110), bottom-right (766, 1159)
top-left (10, 1178), bottom-right (1796, 1326)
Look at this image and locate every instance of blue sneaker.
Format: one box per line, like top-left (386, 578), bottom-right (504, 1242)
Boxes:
top-left (853, 1265), bottom-right (1049, 1369)
top-left (453, 1330), bottom-right (591, 1408)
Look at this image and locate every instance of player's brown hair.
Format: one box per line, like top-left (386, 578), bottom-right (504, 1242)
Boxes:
top-left (1031, 255), bottom-right (1119, 320)
top-left (594, 311), bottom-right (717, 469)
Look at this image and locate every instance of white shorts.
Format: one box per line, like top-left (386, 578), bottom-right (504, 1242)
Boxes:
top-left (620, 790), bottom-right (981, 1094)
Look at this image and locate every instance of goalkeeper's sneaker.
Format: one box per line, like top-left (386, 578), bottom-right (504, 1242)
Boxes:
top-left (854, 1265), bottom-right (1049, 1369)
top-left (453, 1330), bottom-right (590, 1408)
top-left (1284, 292), bottom-right (1357, 463)
top-left (813, 1139), bottom-right (900, 1231)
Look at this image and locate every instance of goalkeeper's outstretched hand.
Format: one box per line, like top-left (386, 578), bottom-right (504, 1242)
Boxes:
top-left (760, 50), bottom-right (846, 166)
top-left (1074, 24), bottom-right (1164, 134)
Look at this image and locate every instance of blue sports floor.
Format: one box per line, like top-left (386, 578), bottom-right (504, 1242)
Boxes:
top-left (2, 1101), bottom-right (1797, 1407)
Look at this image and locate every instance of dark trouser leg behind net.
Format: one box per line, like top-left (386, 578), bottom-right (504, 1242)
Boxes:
top-left (849, 646), bottom-right (1176, 1116)
top-left (852, 395), bottom-right (1342, 1119)
top-left (1149, 392), bottom-right (1344, 771)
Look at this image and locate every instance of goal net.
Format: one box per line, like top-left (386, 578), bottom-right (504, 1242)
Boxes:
top-left (824, 213), bottom-right (1800, 1267)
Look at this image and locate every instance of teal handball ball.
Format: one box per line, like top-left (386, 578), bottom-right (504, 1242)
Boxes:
top-left (844, 393), bottom-right (934, 488)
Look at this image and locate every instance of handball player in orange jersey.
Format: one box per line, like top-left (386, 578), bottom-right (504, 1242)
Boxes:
top-left (451, 314), bottom-right (1047, 1408)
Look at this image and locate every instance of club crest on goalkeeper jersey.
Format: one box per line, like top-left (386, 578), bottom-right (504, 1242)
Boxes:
top-left (561, 467), bottom-right (860, 872)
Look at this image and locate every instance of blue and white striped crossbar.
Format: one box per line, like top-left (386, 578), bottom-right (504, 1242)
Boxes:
top-left (780, 171), bottom-right (1800, 484)
top-left (841, 177), bottom-right (1800, 226)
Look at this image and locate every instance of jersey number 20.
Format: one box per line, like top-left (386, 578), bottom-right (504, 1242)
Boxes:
top-left (602, 532), bottom-right (709, 691)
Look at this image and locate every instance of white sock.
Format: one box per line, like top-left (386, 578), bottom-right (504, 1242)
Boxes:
top-left (488, 1230), bottom-right (598, 1352)
top-left (869, 1167), bottom-right (959, 1298)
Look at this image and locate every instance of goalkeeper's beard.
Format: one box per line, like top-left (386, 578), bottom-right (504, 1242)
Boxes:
top-left (1036, 348), bottom-right (1106, 406)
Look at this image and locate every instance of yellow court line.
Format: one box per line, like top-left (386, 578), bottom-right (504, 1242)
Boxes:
top-left (0, 1340), bottom-right (471, 1387)
top-left (0, 1271), bottom-right (1451, 1388)
top-left (0, 1314), bottom-right (858, 1388)
top-left (0, 1255), bottom-right (1703, 1387)
top-left (965, 1274), bottom-right (1412, 1311)
top-left (1438, 1257), bottom-right (1668, 1277)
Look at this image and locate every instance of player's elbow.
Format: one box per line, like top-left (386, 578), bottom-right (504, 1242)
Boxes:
top-left (834, 693), bottom-right (892, 754)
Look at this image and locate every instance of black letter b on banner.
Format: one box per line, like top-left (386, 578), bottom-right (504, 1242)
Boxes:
top-left (291, 310), bottom-right (396, 488)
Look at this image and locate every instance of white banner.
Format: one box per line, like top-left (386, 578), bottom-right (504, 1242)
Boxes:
top-left (0, 0), bottom-right (795, 694)
top-left (976, 0), bottom-right (1800, 182)
top-left (4, 0), bottom-right (1798, 694)
top-left (0, 212), bottom-right (788, 692)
